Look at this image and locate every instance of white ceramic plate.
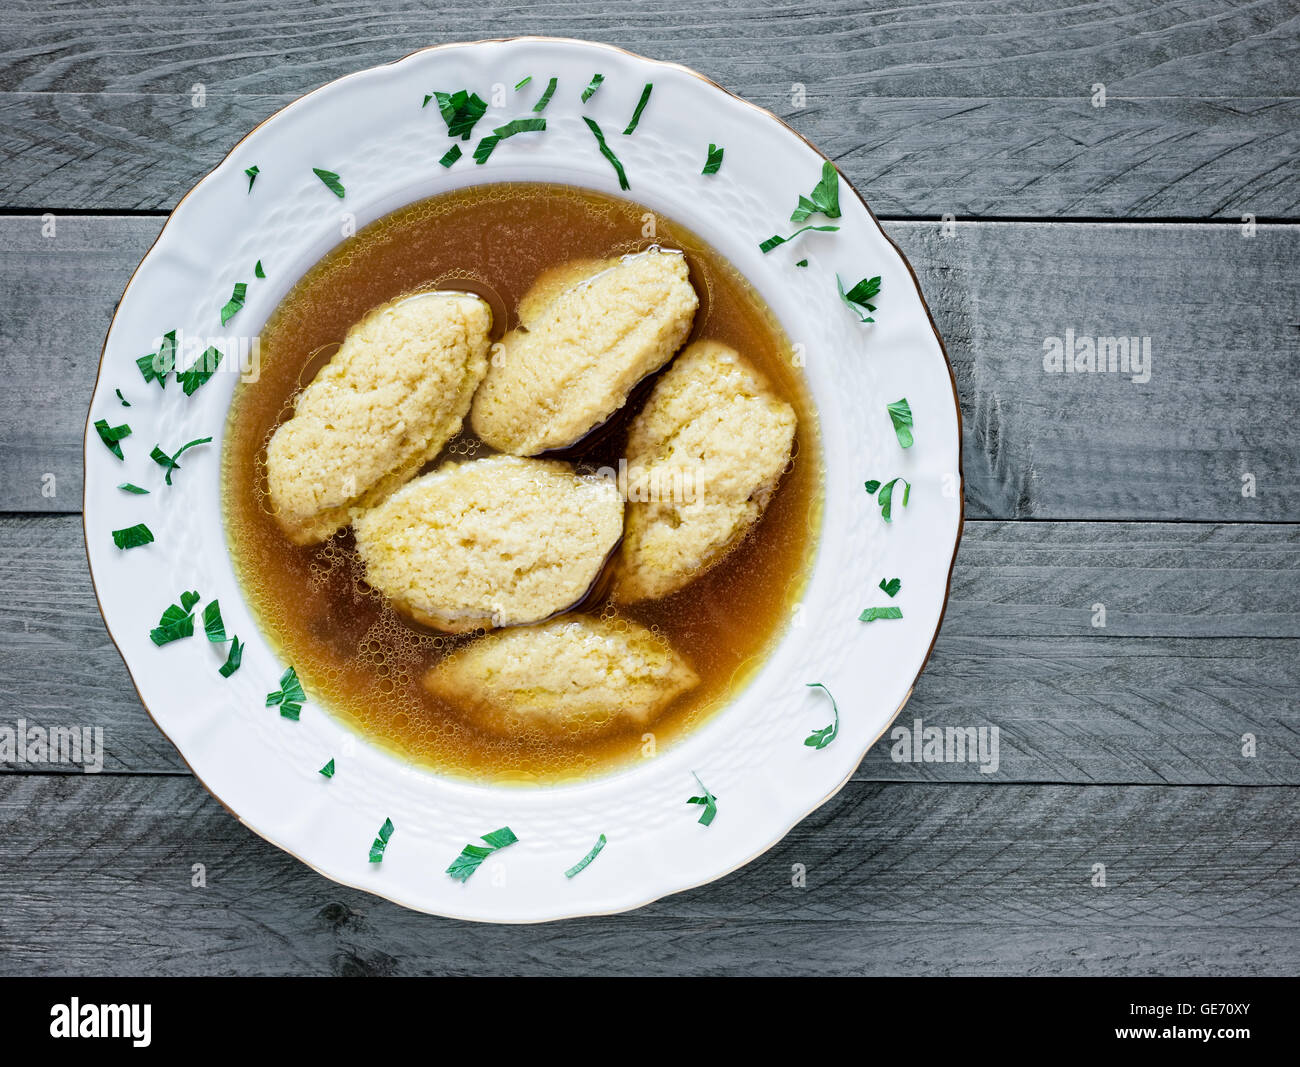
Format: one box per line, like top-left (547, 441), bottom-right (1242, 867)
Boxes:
top-left (84, 37), bottom-right (963, 922)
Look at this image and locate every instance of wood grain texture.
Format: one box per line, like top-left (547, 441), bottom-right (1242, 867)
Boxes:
top-left (0, 774), bottom-right (1294, 975)
top-left (2, 0), bottom-right (1298, 977)
top-left (4, 515), bottom-right (1295, 783)
top-left (0, 0), bottom-right (1297, 215)
top-left (4, 216), bottom-right (1297, 519)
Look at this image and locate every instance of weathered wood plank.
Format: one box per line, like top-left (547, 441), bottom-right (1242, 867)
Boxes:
top-left (3, 515), bottom-right (1295, 782)
top-left (4, 215), bottom-right (1296, 520)
top-left (0, 775), bottom-right (1294, 975)
top-left (1, 0), bottom-right (1297, 215)
top-left (902, 220), bottom-right (1300, 521)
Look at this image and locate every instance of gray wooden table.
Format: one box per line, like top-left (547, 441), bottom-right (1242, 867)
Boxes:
top-left (1, 1), bottom-right (1297, 976)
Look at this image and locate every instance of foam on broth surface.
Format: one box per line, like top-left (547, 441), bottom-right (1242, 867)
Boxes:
top-left (223, 182), bottom-right (823, 785)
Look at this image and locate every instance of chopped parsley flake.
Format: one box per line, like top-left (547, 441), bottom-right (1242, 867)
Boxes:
top-left (446, 826), bottom-right (518, 882)
top-left (149, 591), bottom-right (199, 645)
top-left (254, 259), bottom-right (265, 279)
top-left (369, 817), bottom-right (394, 863)
top-left (702, 143), bottom-right (724, 175)
top-left (266, 665), bottom-right (305, 720)
top-left (533, 76), bottom-right (557, 113)
top-left (177, 347), bottom-right (222, 396)
top-left (244, 165), bottom-right (259, 192)
top-left (202, 599), bottom-right (226, 642)
top-left (111, 523), bottom-right (154, 550)
top-left (94, 419), bottom-right (131, 460)
top-left (887, 398), bottom-right (913, 448)
top-left (759, 224), bottom-right (839, 254)
top-left (514, 76), bottom-right (532, 90)
top-left (564, 834), bottom-right (607, 878)
top-left (622, 82), bottom-right (653, 134)
top-left (434, 89), bottom-right (488, 140)
top-left (151, 436), bottom-right (212, 486)
top-left (838, 274), bottom-right (881, 323)
top-left (860, 606), bottom-right (904, 623)
top-left (879, 577), bottom-right (902, 598)
top-left (583, 116), bottom-right (629, 190)
top-left (439, 143), bottom-right (462, 168)
top-left (117, 482), bottom-right (148, 494)
top-left (803, 682), bottom-right (840, 749)
top-left (864, 477), bottom-right (911, 522)
top-left (686, 772), bottom-right (718, 826)
top-left (795, 259), bottom-right (808, 267)
top-left (312, 167), bottom-right (345, 198)
top-left (319, 758), bottom-right (335, 778)
top-left (219, 282), bottom-right (246, 326)
top-left (790, 160), bottom-right (841, 223)
top-left (473, 117), bottom-right (546, 164)
top-left (115, 388), bottom-right (130, 407)
top-left (219, 636), bottom-right (243, 678)
top-left (581, 74), bottom-right (604, 102)
top-left (137, 330), bottom-right (177, 388)
top-left (151, 605), bottom-right (194, 646)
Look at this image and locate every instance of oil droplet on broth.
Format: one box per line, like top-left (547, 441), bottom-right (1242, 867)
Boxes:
top-left (222, 182), bottom-right (823, 785)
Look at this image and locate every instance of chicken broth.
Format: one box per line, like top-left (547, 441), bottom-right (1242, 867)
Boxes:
top-left (223, 182), bottom-right (822, 784)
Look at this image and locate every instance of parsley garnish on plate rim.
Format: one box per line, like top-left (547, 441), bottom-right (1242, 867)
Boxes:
top-left (791, 160), bottom-right (841, 223)
top-left (202, 600), bottom-right (226, 642)
top-left (565, 834), bottom-right (607, 878)
top-left (532, 76), bottom-right (558, 113)
top-left (473, 117), bottom-right (546, 164)
top-left (433, 89), bottom-right (488, 140)
top-left (686, 772), bottom-right (718, 826)
top-left (622, 82), bottom-right (653, 134)
top-left (111, 524), bottom-right (153, 550)
top-left (219, 636), bottom-right (244, 678)
top-left (149, 591), bottom-right (200, 646)
top-left (838, 274), bottom-right (881, 323)
top-left (177, 348), bottom-right (223, 396)
top-left (583, 116), bottom-right (629, 190)
top-left (446, 826), bottom-right (518, 882)
top-left (219, 282), bottom-right (246, 326)
top-left (804, 682), bottom-right (840, 749)
top-left (137, 330), bottom-right (177, 388)
top-left (864, 477), bottom-right (911, 522)
top-left (887, 398), bottom-right (914, 448)
top-left (94, 419), bottom-right (131, 460)
top-left (702, 143), bottom-right (724, 175)
top-left (266, 665), bottom-right (306, 720)
top-left (581, 73), bottom-right (604, 102)
top-left (860, 606), bottom-right (904, 623)
top-left (312, 167), bottom-right (345, 198)
top-left (369, 817), bottom-right (394, 862)
top-left (150, 436), bottom-right (212, 486)
top-left (759, 224), bottom-right (839, 254)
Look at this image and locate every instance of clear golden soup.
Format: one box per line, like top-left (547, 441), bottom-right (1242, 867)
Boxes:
top-left (223, 182), bottom-right (823, 784)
